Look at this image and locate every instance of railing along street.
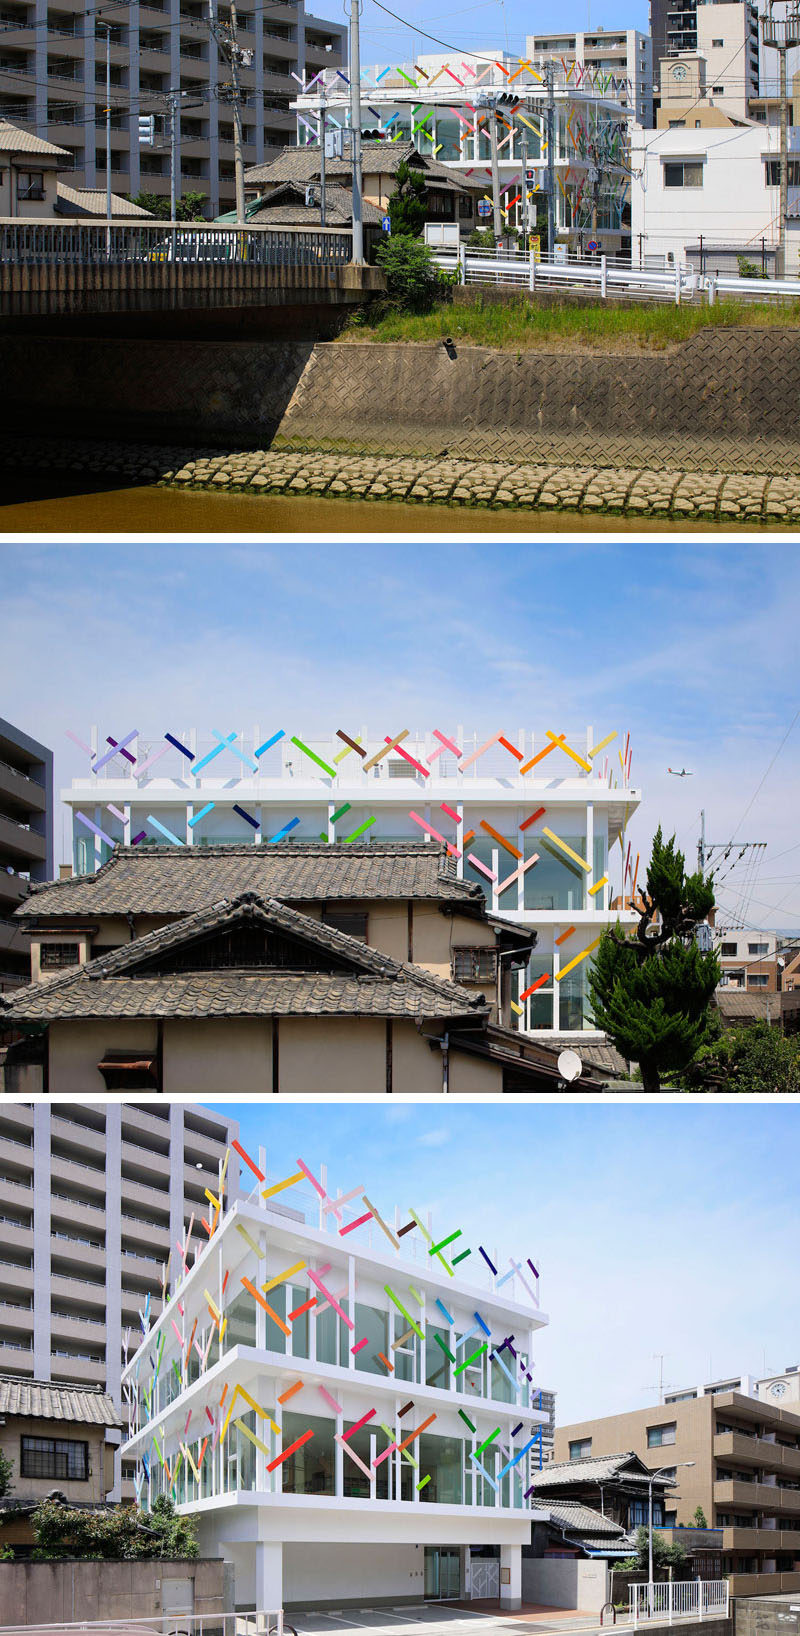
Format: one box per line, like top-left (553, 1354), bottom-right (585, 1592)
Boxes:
top-left (0, 221), bottom-right (354, 267)
top-left (628, 1580), bottom-right (730, 1627)
top-left (431, 244), bottom-right (800, 305)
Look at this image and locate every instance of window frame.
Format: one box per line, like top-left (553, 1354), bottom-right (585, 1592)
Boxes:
top-left (20, 1434), bottom-right (89, 1481)
top-left (452, 946), bottom-right (499, 983)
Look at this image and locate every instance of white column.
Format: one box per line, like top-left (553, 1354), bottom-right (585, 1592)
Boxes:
top-left (500, 1542), bottom-right (522, 1611)
top-left (254, 1540), bottom-right (283, 1612)
top-left (585, 801), bottom-right (594, 912)
top-left (32, 1104), bottom-right (51, 1380)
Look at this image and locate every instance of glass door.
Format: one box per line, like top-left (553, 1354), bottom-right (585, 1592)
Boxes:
top-left (425, 1547), bottom-right (461, 1600)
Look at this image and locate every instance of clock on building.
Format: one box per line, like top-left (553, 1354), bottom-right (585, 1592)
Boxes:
top-left (672, 63), bottom-right (688, 81)
top-left (769, 1381), bottom-right (787, 1398)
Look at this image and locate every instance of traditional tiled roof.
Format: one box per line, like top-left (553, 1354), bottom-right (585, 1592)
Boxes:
top-left (16, 841), bottom-right (485, 921)
top-left (547, 1035), bottom-right (628, 1076)
top-left (0, 120), bottom-right (70, 159)
top-left (544, 1500), bottom-right (627, 1536)
top-left (528, 1453), bottom-right (675, 1490)
top-left (244, 138), bottom-right (472, 192)
top-left (0, 892), bottom-right (489, 1024)
top-left (715, 990), bottom-right (782, 1024)
top-left (247, 182), bottom-right (384, 226)
top-left (56, 183), bottom-right (155, 218)
top-left (0, 1375), bottom-right (121, 1427)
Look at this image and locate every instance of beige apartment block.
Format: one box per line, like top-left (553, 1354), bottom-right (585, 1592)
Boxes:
top-left (0, 1100), bottom-right (238, 1497)
top-left (556, 1393), bottom-right (800, 1594)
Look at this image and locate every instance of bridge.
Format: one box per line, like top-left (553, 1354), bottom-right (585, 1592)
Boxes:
top-left (0, 222), bottom-right (384, 327)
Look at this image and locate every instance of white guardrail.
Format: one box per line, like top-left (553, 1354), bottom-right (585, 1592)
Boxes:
top-left (431, 244), bottom-right (800, 305)
top-left (0, 1612), bottom-right (286, 1636)
top-left (629, 1580), bottom-right (730, 1627)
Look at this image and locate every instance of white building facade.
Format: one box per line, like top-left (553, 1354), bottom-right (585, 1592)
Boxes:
top-left (61, 722), bottom-right (641, 1042)
top-left (292, 58), bottom-right (633, 249)
top-left (630, 121), bottom-right (800, 270)
top-left (120, 1147), bottom-right (550, 1611)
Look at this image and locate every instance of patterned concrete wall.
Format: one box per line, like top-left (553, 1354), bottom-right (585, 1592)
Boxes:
top-left (275, 331), bottom-right (800, 475)
top-left (2, 327), bottom-right (799, 472)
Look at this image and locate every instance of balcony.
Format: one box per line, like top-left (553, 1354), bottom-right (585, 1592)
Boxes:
top-left (728, 1572), bottom-right (800, 1595)
top-left (714, 1479), bottom-right (800, 1515)
top-left (51, 1308), bottom-right (108, 1345)
top-left (51, 1114), bottom-right (107, 1157)
top-left (0, 1260), bottom-right (34, 1294)
top-left (1, 1221), bottom-right (33, 1255)
top-left (121, 1248), bottom-right (164, 1281)
top-left (121, 1174), bottom-right (170, 1212)
top-left (51, 1195), bottom-right (107, 1234)
top-left (50, 1352), bottom-right (107, 1387)
top-left (49, 1154), bottom-right (106, 1200)
top-left (0, 1301), bottom-right (33, 1337)
top-left (0, 870), bottom-right (28, 910)
top-left (0, 757), bottom-right (47, 818)
top-left (723, 1527), bottom-right (800, 1552)
top-left (50, 1232), bottom-right (106, 1273)
top-left (51, 1270), bottom-right (106, 1303)
top-left (0, 1104), bottom-right (33, 1139)
top-left (0, 1339), bottom-right (32, 1371)
top-left (716, 1432), bottom-right (800, 1475)
top-left (122, 1139), bottom-right (171, 1181)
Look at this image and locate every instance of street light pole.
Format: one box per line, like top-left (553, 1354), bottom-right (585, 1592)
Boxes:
top-left (545, 60), bottom-right (555, 259)
top-left (647, 1460), bottom-right (695, 1613)
top-left (349, 0), bottom-right (363, 262)
top-left (319, 84), bottom-right (327, 228)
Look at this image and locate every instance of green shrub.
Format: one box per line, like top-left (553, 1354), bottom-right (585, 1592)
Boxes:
top-left (374, 234), bottom-right (456, 313)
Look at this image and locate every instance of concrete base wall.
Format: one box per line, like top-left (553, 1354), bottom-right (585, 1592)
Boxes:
top-left (521, 1557), bottom-right (609, 1611)
top-left (2, 326), bottom-right (800, 473)
top-left (0, 1558), bottom-right (227, 1624)
top-left (283, 1542), bottom-right (424, 1609)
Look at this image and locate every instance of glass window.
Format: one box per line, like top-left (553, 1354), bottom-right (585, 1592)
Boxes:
top-left (490, 1353), bottom-right (516, 1404)
top-left (426, 1323), bottom-right (450, 1389)
top-left (418, 1432), bottom-right (463, 1504)
top-left (316, 1299), bottom-right (348, 1367)
top-left (559, 963), bottom-right (588, 1031)
top-left (21, 1436), bottom-right (88, 1479)
top-left (282, 1411), bottom-right (335, 1496)
top-left (289, 1285), bottom-right (309, 1358)
top-left (224, 1287), bottom-right (256, 1348)
top-left (263, 1282), bottom-right (287, 1354)
top-left (569, 1437), bottom-right (592, 1460)
top-left (354, 1302), bottom-right (389, 1376)
top-left (647, 1422), bottom-right (677, 1446)
top-left (748, 943), bottom-right (769, 955)
top-left (720, 942), bottom-right (737, 956)
top-left (342, 1417), bottom-right (389, 1499)
top-left (452, 946), bottom-right (497, 982)
top-left (524, 832), bottom-right (586, 911)
top-left (663, 161), bottom-right (703, 188)
top-left (519, 954), bottom-right (555, 1030)
top-left (748, 974), bottom-right (768, 988)
top-left (40, 942), bottom-right (80, 970)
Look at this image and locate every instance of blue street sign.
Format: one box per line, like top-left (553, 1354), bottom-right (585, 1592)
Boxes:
top-left (382, 214), bottom-right (391, 232)
top-left (477, 200), bottom-right (492, 218)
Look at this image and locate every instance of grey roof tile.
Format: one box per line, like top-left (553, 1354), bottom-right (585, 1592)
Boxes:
top-left (244, 138), bottom-right (472, 192)
top-left (529, 1453), bottom-right (674, 1489)
top-left (17, 841), bottom-right (484, 920)
top-left (0, 1375), bottom-right (121, 1427)
top-left (543, 1500), bottom-right (626, 1536)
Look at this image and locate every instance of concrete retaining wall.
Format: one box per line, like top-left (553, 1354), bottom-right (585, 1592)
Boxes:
top-left (0, 1557), bottom-right (229, 1624)
top-left (2, 327), bottom-right (799, 473)
top-left (735, 1593), bottom-right (800, 1636)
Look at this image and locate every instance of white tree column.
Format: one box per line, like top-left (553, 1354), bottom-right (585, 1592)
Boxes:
top-left (255, 1540), bottom-right (284, 1611)
top-left (500, 1543), bottom-right (522, 1611)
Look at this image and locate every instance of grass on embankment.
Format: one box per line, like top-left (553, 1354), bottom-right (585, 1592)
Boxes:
top-left (341, 292), bottom-right (800, 351)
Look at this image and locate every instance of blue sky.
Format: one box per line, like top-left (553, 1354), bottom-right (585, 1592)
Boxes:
top-left (1, 540), bottom-right (799, 926)
top-left (207, 1099), bottom-right (798, 1424)
top-left (355, 0), bottom-right (650, 74)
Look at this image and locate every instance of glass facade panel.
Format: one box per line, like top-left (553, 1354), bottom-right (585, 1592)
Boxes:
top-left (435, 117), bottom-right (461, 160)
top-left (426, 1324), bottom-right (450, 1389)
top-left (342, 1418), bottom-right (389, 1499)
top-left (355, 1302), bottom-right (389, 1376)
top-left (282, 1411), bottom-right (335, 1496)
top-left (559, 964), bottom-right (587, 1030)
top-left (225, 1287), bottom-right (257, 1349)
top-left (263, 1283), bottom-right (287, 1354)
top-left (290, 1285), bottom-right (309, 1359)
top-left (419, 1432), bottom-right (463, 1504)
top-left (524, 833), bottom-right (586, 910)
top-left (317, 1302), bottom-right (349, 1367)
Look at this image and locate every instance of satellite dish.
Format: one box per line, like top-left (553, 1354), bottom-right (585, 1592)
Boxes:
top-left (557, 1049), bottom-right (583, 1083)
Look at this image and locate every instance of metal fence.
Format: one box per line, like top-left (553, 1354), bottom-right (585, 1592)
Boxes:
top-left (431, 244), bottom-right (800, 305)
top-left (629, 1580), bottom-right (729, 1627)
top-left (0, 1612), bottom-right (284, 1636)
top-left (0, 222), bottom-right (354, 267)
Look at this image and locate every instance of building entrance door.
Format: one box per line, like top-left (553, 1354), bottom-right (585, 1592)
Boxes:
top-left (424, 1547), bottom-right (461, 1599)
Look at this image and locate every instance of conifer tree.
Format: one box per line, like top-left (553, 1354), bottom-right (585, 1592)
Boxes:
top-left (387, 160), bottom-right (428, 236)
top-left (588, 827), bottom-right (720, 1091)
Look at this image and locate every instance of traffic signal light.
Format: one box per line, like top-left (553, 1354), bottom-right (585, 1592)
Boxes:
top-left (138, 114), bottom-right (155, 146)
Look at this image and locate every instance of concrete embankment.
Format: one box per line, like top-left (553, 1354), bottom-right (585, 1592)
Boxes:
top-left (2, 437), bottom-right (800, 521)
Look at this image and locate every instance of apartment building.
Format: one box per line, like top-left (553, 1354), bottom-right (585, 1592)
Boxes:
top-left (55, 721), bottom-right (640, 1050)
top-left (0, 1101), bottom-right (239, 1496)
top-left (0, 0), bottom-right (345, 218)
top-left (713, 929), bottom-right (781, 992)
top-left (0, 718), bottom-right (52, 996)
top-left (526, 29), bottom-right (653, 128)
top-left (650, 0), bottom-right (760, 98)
top-left (555, 1391), bottom-right (800, 1593)
top-left (120, 1153), bottom-right (549, 1609)
top-left (656, 1), bottom-right (761, 125)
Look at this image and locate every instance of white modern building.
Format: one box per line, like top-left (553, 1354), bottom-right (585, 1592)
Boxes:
top-left (60, 722), bottom-right (641, 1043)
top-left (526, 29), bottom-right (653, 129)
top-left (292, 58), bottom-right (633, 248)
top-left (0, 1100), bottom-right (239, 1496)
top-left (630, 120), bottom-right (800, 270)
top-left (121, 1145), bottom-right (550, 1610)
top-left (666, 1364), bottom-right (800, 1409)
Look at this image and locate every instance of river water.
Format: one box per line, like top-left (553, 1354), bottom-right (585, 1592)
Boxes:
top-left (0, 474), bottom-right (769, 533)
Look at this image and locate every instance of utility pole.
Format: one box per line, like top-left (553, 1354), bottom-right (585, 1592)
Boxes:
top-left (476, 90), bottom-right (502, 241)
top-left (545, 60), bottom-right (556, 260)
top-left (319, 83), bottom-right (327, 228)
top-left (762, 2), bottom-right (800, 277)
top-left (349, 0), bottom-right (363, 262)
top-left (97, 21), bottom-right (112, 224)
top-left (167, 89), bottom-right (179, 221)
top-left (207, 0), bottom-right (247, 225)
top-left (521, 127), bottom-right (529, 253)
